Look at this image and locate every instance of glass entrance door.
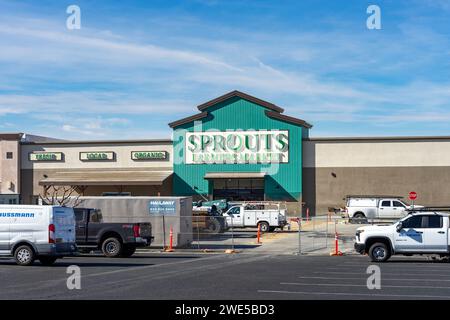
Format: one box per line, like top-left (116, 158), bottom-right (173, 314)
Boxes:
top-left (212, 178), bottom-right (264, 201)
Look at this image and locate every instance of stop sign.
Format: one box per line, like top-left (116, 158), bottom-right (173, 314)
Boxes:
top-left (409, 191), bottom-right (417, 201)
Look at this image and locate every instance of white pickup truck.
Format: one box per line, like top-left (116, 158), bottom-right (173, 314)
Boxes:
top-left (354, 209), bottom-right (450, 262)
top-left (223, 202), bottom-right (288, 232)
top-left (345, 195), bottom-right (423, 222)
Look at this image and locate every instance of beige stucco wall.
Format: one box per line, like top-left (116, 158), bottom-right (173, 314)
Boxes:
top-left (21, 142), bottom-right (173, 169)
top-left (303, 138), bottom-right (450, 215)
top-left (20, 141), bottom-right (173, 204)
top-left (0, 139), bottom-right (20, 195)
top-left (303, 139), bottom-right (450, 168)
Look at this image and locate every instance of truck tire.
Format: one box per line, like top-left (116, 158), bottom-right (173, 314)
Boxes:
top-left (39, 256), bottom-right (58, 266)
top-left (101, 237), bottom-right (123, 258)
top-left (258, 222), bottom-right (270, 233)
top-left (207, 218), bottom-right (221, 234)
top-left (14, 245), bottom-right (35, 266)
top-left (353, 213), bottom-right (367, 224)
top-left (120, 246), bottom-right (136, 258)
top-left (369, 242), bottom-right (391, 262)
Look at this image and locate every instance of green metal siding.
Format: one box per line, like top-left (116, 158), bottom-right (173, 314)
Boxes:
top-left (172, 96), bottom-right (304, 202)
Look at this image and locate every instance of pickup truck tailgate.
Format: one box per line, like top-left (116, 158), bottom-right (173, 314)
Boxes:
top-left (139, 223), bottom-right (152, 238)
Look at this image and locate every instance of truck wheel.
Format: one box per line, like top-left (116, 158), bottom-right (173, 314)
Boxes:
top-left (207, 218), bottom-right (221, 234)
top-left (14, 245), bottom-right (35, 266)
top-left (39, 256), bottom-right (58, 266)
top-left (369, 242), bottom-right (391, 262)
top-left (353, 213), bottom-right (367, 224)
top-left (101, 237), bottom-right (123, 258)
top-left (120, 246), bottom-right (136, 258)
top-left (258, 222), bottom-right (270, 233)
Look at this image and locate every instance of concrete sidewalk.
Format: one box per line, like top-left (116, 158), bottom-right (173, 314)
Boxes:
top-left (246, 218), bottom-right (360, 255)
top-left (137, 218), bottom-right (362, 256)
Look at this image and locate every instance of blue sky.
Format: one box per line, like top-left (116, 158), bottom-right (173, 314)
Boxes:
top-left (0, 0), bottom-right (449, 139)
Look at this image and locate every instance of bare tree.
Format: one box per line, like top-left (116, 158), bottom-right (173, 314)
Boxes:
top-left (39, 185), bottom-right (83, 207)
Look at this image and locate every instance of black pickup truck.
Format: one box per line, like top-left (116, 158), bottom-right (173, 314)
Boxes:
top-left (74, 208), bottom-right (152, 258)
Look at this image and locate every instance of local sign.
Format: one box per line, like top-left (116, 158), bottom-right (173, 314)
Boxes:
top-left (79, 151), bottom-right (115, 161)
top-left (409, 191), bottom-right (417, 201)
top-left (131, 151), bottom-right (168, 161)
top-left (29, 152), bottom-right (63, 161)
top-left (185, 130), bottom-right (289, 164)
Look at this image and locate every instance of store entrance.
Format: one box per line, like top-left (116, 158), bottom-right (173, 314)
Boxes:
top-left (212, 178), bottom-right (264, 201)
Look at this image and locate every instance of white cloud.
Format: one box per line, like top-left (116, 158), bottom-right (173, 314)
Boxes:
top-left (0, 6), bottom-right (449, 138)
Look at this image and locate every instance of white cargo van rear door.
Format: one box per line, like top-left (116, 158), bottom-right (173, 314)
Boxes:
top-left (52, 207), bottom-right (76, 244)
top-left (0, 211), bottom-right (11, 252)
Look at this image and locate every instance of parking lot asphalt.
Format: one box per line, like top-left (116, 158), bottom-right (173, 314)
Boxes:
top-left (2, 252), bottom-right (450, 300)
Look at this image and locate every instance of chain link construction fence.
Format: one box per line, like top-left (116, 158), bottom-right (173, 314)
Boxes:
top-left (93, 214), bottom-right (398, 255)
top-left (296, 215), bottom-right (399, 255)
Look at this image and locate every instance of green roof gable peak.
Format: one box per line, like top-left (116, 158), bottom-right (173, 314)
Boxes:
top-left (168, 90), bottom-right (313, 129)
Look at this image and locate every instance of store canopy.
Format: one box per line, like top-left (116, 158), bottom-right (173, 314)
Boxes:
top-left (204, 172), bottom-right (266, 179)
top-left (39, 170), bottom-right (173, 186)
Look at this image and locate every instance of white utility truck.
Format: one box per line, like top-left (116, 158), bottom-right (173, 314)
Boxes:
top-left (345, 195), bottom-right (423, 223)
top-left (223, 202), bottom-right (287, 232)
top-left (354, 207), bottom-right (450, 262)
top-left (0, 205), bottom-right (77, 265)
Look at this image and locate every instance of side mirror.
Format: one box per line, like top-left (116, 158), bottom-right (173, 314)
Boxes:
top-left (396, 222), bottom-right (403, 232)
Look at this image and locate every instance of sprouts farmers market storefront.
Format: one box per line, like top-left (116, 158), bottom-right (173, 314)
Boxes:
top-left (6, 90), bottom-right (450, 215)
top-left (169, 91), bottom-right (312, 215)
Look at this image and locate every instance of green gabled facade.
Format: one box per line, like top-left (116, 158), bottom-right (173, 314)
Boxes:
top-left (169, 90), bottom-right (312, 209)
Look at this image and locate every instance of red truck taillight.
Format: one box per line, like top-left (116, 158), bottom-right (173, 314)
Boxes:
top-left (49, 224), bottom-right (56, 244)
top-left (133, 225), bottom-right (140, 237)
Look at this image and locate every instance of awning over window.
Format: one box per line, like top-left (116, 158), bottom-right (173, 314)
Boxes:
top-left (39, 170), bottom-right (172, 186)
top-left (204, 172), bottom-right (266, 179)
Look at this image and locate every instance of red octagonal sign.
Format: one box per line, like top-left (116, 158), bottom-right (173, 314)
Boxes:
top-left (409, 191), bottom-right (418, 201)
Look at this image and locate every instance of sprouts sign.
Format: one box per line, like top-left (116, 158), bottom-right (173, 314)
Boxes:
top-left (185, 130), bottom-right (289, 164)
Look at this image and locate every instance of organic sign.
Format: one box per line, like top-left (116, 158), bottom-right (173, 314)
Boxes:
top-left (80, 152), bottom-right (114, 161)
top-left (185, 130), bottom-right (289, 164)
top-left (29, 152), bottom-right (63, 161)
top-left (148, 200), bottom-right (177, 215)
top-left (132, 151), bottom-right (168, 160)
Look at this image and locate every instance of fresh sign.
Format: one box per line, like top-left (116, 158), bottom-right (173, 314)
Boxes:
top-left (132, 151), bottom-right (168, 160)
top-left (29, 152), bottom-right (63, 161)
top-left (80, 152), bottom-right (114, 161)
top-left (185, 130), bottom-right (289, 164)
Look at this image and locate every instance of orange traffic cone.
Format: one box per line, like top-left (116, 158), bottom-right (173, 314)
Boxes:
top-left (330, 232), bottom-right (343, 256)
top-left (164, 226), bottom-right (174, 252)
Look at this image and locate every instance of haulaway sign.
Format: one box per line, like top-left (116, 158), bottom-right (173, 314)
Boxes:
top-left (185, 130), bottom-right (289, 164)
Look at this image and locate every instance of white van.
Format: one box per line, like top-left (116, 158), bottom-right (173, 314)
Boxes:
top-left (0, 205), bottom-right (77, 265)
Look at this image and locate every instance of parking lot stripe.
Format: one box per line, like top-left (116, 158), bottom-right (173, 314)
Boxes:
top-left (325, 267), bottom-right (450, 272)
top-left (298, 276), bottom-right (450, 282)
top-left (82, 254), bottom-right (227, 279)
top-left (314, 271), bottom-right (450, 277)
top-left (281, 282), bottom-right (450, 290)
top-left (257, 290), bottom-right (450, 299)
